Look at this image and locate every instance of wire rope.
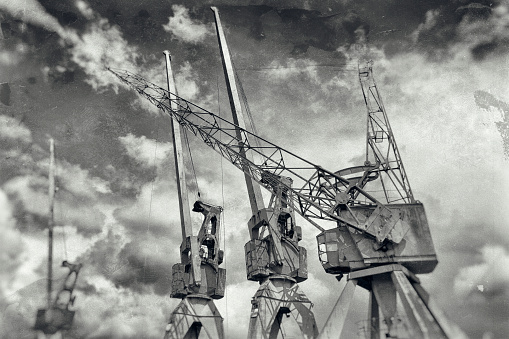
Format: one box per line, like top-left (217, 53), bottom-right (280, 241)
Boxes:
top-left (144, 128), bottom-right (158, 283)
top-left (232, 59), bottom-right (262, 151)
top-left (183, 128), bottom-right (200, 200)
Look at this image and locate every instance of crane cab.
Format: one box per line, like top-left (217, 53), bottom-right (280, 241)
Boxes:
top-left (317, 203), bottom-right (438, 275)
top-left (171, 200), bottom-right (226, 299)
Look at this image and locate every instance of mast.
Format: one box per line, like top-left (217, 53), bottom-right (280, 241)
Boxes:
top-left (47, 138), bottom-right (55, 309)
top-left (163, 52), bottom-right (225, 339)
top-left (164, 51), bottom-right (193, 239)
top-left (358, 62), bottom-right (414, 203)
top-left (210, 8), bottom-right (318, 338)
top-left (211, 6), bottom-right (265, 214)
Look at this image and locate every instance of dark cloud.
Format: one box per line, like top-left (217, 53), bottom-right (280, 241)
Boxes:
top-left (112, 240), bottom-right (173, 294)
top-left (1, 1), bottom-right (508, 338)
top-left (76, 228), bottom-right (177, 296)
top-left (0, 82), bottom-right (10, 105)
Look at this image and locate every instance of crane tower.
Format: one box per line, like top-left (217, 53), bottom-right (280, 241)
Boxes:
top-left (212, 7), bottom-right (318, 338)
top-left (163, 52), bottom-right (226, 339)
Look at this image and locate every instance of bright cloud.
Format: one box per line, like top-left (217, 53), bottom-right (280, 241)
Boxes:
top-left (119, 133), bottom-right (172, 170)
top-left (266, 58), bottom-right (320, 83)
top-left (74, 0), bottom-right (94, 20)
top-left (0, 115), bottom-right (32, 143)
top-left (70, 18), bottom-right (140, 91)
top-left (454, 245), bottom-right (509, 298)
top-left (0, 189), bottom-right (25, 299)
top-left (0, 0), bottom-right (69, 38)
top-left (162, 5), bottom-right (212, 44)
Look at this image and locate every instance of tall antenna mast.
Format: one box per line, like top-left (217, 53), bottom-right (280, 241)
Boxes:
top-left (35, 139), bottom-right (83, 337)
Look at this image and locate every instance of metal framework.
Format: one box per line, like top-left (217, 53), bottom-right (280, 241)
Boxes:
top-left (34, 261), bottom-right (83, 336)
top-left (165, 295), bottom-right (224, 339)
top-left (358, 62), bottom-right (414, 204)
top-left (107, 68), bottom-right (405, 245)
top-left (107, 58), bottom-right (459, 339)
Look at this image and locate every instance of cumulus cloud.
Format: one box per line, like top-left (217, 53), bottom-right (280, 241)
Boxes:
top-left (411, 9), bottom-right (440, 43)
top-left (0, 189), bottom-right (25, 299)
top-left (0, 0), bottom-right (72, 38)
top-left (74, 284), bottom-right (175, 339)
top-left (74, 0), bottom-right (94, 21)
top-left (2, 164), bottom-right (109, 236)
top-left (451, 245), bottom-right (509, 338)
top-left (454, 245), bottom-right (509, 298)
top-left (0, 114), bottom-right (32, 144)
top-left (70, 18), bottom-right (141, 91)
top-left (119, 133), bottom-right (172, 170)
top-left (162, 5), bottom-right (212, 44)
top-left (0, 115), bottom-right (112, 236)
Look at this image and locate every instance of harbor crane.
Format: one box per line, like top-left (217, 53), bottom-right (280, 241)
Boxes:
top-left (163, 52), bottom-right (226, 339)
top-left (211, 7), bottom-right (318, 338)
top-left (108, 16), bottom-right (462, 337)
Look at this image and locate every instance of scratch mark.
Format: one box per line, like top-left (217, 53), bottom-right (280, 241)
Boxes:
top-left (474, 90), bottom-right (509, 159)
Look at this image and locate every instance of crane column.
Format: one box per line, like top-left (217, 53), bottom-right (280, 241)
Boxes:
top-left (211, 7), bottom-right (318, 339)
top-left (163, 51), bottom-right (225, 339)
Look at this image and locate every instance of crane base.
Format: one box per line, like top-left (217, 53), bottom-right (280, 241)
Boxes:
top-left (164, 294), bottom-right (224, 339)
top-left (248, 275), bottom-right (318, 339)
top-left (318, 264), bottom-right (463, 339)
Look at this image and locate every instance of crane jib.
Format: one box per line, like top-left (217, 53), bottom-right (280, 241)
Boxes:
top-left (107, 68), bottom-right (401, 243)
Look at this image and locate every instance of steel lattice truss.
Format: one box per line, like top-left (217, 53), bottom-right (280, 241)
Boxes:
top-left (359, 62), bottom-right (414, 204)
top-left (108, 68), bottom-right (390, 238)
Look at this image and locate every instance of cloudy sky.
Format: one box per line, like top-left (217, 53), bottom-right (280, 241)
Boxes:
top-left (0, 0), bottom-right (508, 338)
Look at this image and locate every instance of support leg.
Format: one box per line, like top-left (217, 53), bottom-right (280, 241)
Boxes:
top-left (391, 271), bottom-right (446, 339)
top-left (248, 277), bottom-right (318, 339)
top-left (317, 279), bottom-right (358, 339)
top-left (372, 273), bottom-right (398, 337)
top-left (367, 290), bottom-right (380, 339)
top-left (164, 295), bottom-right (224, 339)
top-left (411, 281), bottom-right (466, 339)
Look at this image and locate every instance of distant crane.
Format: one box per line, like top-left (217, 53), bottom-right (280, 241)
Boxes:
top-left (34, 138), bottom-right (82, 338)
top-left (108, 37), bottom-right (463, 339)
top-left (162, 52), bottom-right (226, 339)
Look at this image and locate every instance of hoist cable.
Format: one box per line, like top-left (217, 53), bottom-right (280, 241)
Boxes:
top-left (232, 59), bottom-right (262, 151)
top-left (144, 128), bottom-right (158, 282)
top-left (183, 128), bottom-right (200, 200)
top-left (236, 64), bottom-right (359, 71)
